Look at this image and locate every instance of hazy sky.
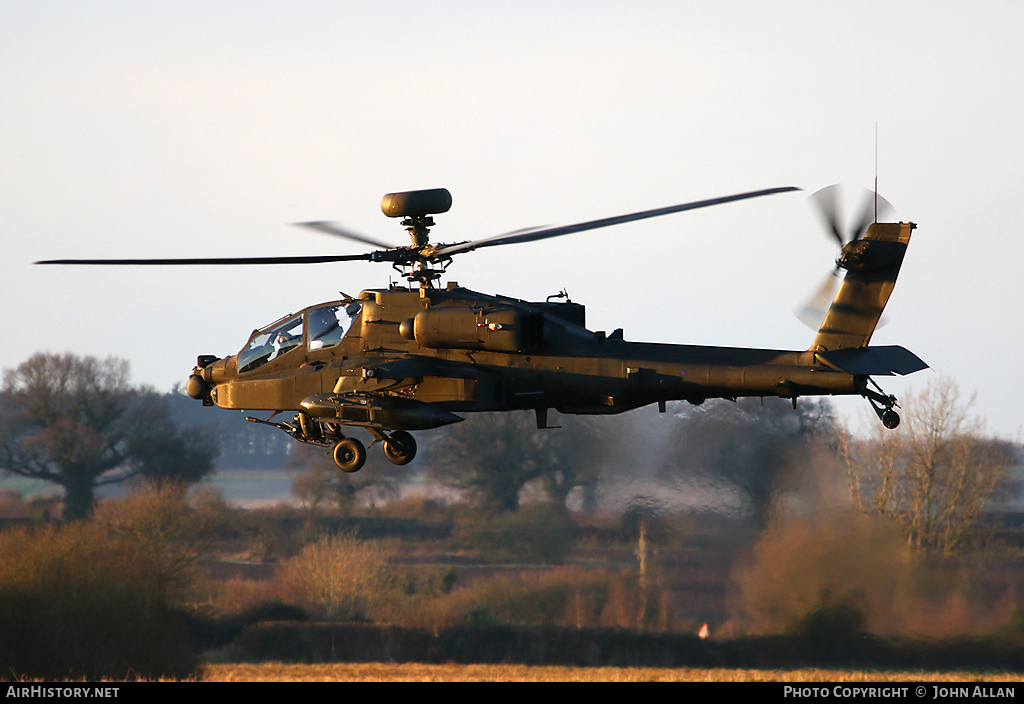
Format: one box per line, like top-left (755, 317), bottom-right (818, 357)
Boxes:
top-left (3, 2), bottom-right (1022, 437)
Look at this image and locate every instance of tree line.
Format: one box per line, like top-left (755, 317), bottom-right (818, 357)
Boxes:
top-left (1, 351), bottom-right (1019, 555)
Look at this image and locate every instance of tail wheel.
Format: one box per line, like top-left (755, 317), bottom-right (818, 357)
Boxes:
top-left (383, 430), bottom-right (417, 466)
top-left (881, 410), bottom-right (901, 429)
top-left (333, 437), bottom-right (367, 473)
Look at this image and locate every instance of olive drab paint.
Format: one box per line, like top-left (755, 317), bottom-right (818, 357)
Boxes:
top-left (38, 187), bottom-right (927, 472)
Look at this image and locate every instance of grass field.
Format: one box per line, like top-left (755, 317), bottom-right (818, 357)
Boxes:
top-left (202, 663), bottom-right (1024, 682)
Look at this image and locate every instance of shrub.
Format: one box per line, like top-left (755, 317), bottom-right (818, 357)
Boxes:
top-left (200, 576), bottom-right (280, 617)
top-left (434, 567), bottom-right (614, 629)
top-left (92, 482), bottom-right (207, 598)
top-left (0, 489), bottom-right (29, 519)
top-left (0, 485), bottom-right (211, 679)
top-left (460, 503), bottom-right (576, 563)
top-left (0, 520), bottom-right (198, 680)
top-left (377, 496), bottom-right (452, 523)
top-left (787, 601), bottom-right (867, 643)
top-left (275, 533), bottom-right (392, 621)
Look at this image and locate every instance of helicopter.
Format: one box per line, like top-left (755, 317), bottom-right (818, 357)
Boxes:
top-left (38, 185), bottom-right (927, 473)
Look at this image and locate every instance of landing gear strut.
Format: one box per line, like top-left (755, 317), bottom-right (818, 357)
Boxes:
top-left (247, 411), bottom-right (416, 472)
top-left (863, 377), bottom-right (901, 430)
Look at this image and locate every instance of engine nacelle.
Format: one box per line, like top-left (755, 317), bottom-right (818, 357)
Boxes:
top-left (400, 308), bottom-right (543, 352)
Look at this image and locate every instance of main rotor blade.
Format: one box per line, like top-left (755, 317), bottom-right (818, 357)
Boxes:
top-left (809, 184), bottom-right (845, 246)
top-left (427, 225), bottom-right (548, 257)
top-left (35, 253), bottom-right (375, 265)
top-left (292, 221), bottom-right (395, 249)
top-left (432, 186), bottom-right (801, 257)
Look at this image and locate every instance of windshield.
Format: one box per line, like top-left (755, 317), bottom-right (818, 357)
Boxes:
top-left (236, 301), bottom-right (362, 375)
top-left (237, 314), bottom-right (304, 374)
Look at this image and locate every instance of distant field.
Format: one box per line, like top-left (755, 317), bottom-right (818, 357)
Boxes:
top-left (0, 469), bottom-right (297, 506)
top-left (203, 663), bottom-right (1023, 682)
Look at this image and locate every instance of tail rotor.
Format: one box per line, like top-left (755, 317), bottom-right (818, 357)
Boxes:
top-left (795, 185), bottom-right (894, 330)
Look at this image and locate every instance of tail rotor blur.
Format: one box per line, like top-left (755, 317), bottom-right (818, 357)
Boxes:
top-left (795, 185), bottom-right (894, 330)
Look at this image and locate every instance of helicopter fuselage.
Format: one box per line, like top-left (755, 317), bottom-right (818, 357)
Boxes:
top-left (190, 284), bottom-right (865, 429)
top-left (185, 221), bottom-right (926, 474)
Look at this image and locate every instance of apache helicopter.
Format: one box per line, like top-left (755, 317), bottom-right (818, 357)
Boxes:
top-left (38, 185), bottom-right (927, 473)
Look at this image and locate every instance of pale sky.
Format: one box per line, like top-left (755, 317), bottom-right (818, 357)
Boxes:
top-left (3, 2), bottom-right (1022, 438)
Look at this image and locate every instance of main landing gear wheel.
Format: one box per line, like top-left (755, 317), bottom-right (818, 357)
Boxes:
top-left (383, 430), bottom-right (417, 466)
top-left (333, 437), bottom-right (366, 473)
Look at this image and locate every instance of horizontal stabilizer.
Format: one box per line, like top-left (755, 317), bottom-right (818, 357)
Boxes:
top-left (818, 345), bottom-right (928, 376)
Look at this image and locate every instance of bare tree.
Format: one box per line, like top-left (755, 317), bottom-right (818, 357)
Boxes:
top-left (842, 376), bottom-right (1018, 555)
top-left (658, 397), bottom-right (839, 527)
top-left (425, 411), bottom-right (617, 513)
top-left (0, 353), bottom-right (218, 520)
top-left (288, 439), bottom-right (410, 516)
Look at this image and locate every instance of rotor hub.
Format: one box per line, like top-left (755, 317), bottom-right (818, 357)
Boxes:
top-left (402, 216), bottom-right (434, 247)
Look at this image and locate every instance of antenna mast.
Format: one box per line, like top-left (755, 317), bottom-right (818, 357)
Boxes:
top-left (874, 122), bottom-right (879, 224)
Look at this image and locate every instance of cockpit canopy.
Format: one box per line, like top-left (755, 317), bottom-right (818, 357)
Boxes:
top-left (237, 301), bottom-right (361, 375)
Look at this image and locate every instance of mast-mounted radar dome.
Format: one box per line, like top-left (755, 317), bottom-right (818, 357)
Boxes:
top-left (381, 188), bottom-right (453, 218)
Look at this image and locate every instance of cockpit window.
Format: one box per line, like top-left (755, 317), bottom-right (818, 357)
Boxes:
top-left (308, 304), bottom-right (342, 351)
top-left (236, 302), bottom-right (362, 374)
top-left (308, 301), bottom-right (361, 351)
top-left (237, 314), bottom-right (304, 374)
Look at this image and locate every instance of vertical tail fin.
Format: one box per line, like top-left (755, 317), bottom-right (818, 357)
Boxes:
top-left (810, 222), bottom-right (916, 352)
